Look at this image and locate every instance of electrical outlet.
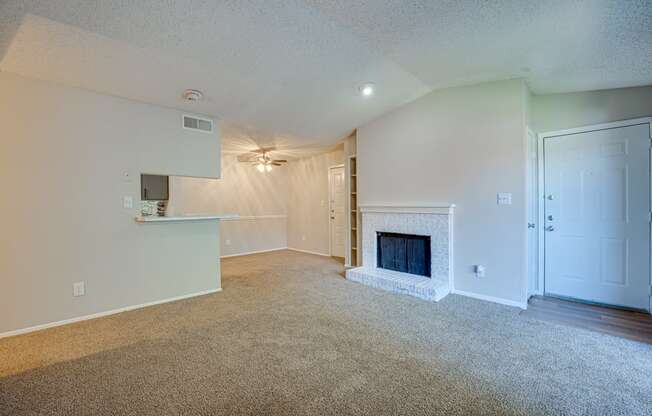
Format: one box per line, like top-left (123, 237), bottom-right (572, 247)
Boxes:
top-left (474, 265), bottom-right (485, 278)
top-left (302, 235), bottom-right (306, 241)
top-left (73, 281), bottom-right (85, 297)
top-left (225, 239), bottom-right (231, 246)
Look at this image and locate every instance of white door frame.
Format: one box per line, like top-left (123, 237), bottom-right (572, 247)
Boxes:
top-left (535, 117), bottom-right (652, 312)
top-left (526, 127), bottom-right (539, 298)
top-left (328, 164), bottom-right (345, 257)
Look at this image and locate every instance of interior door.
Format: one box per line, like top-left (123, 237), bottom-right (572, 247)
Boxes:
top-left (329, 166), bottom-right (345, 257)
top-left (544, 123), bottom-right (650, 311)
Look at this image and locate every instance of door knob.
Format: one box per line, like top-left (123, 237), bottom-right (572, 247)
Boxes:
top-left (546, 195), bottom-right (554, 200)
top-left (528, 223), bottom-right (536, 229)
top-left (545, 225), bottom-right (555, 232)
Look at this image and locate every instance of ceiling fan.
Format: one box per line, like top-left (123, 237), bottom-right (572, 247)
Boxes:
top-left (238, 147), bottom-right (288, 172)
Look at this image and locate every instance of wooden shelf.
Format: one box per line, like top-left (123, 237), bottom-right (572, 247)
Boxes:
top-left (349, 155), bottom-right (359, 267)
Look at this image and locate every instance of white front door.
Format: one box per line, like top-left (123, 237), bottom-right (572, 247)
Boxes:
top-left (329, 166), bottom-right (345, 257)
top-left (544, 123), bottom-right (650, 311)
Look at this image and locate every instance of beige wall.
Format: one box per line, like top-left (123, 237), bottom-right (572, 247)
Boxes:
top-left (175, 146), bottom-right (349, 258)
top-left (532, 85), bottom-right (652, 132)
top-left (357, 79), bottom-right (529, 305)
top-left (171, 154), bottom-right (289, 257)
top-left (287, 149), bottom-right (344, 255)
top-left (0, 72), bottom-right (221, 334)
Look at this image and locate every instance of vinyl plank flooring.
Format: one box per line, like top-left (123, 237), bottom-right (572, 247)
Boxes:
top-left (521, 295), bottom-right (652, 345)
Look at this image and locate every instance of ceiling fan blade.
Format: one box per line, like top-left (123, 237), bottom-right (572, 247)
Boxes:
top-left (272, 159), bottom-right (287, 163)
top-left (237, 152), bottom-right (260, 162)
top-left (236, 145), bottom-right (278, 162)
top-left (272, 162), bottom-right (282, 166)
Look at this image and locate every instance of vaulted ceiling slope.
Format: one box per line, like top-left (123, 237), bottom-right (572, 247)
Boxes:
top-left (1, 1), bottom-right (650, 143)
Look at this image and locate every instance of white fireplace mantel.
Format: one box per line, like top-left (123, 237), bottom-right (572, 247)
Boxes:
top-left (359, 205), bottom-right (455, 215)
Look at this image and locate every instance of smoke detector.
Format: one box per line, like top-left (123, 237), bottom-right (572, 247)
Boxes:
top-left (182, 89), bottom-right (203, 102)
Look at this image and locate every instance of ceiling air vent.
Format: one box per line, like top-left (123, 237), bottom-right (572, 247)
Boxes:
top-left (182, 115), bottom-right (213, 133)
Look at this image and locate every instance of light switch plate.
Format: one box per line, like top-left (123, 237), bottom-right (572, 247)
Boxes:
top-left (123, 196), bottom-right (133, 209)
top-left (497, 193), bottom-right (512, 205)
top-left (73, 281), bottom-right (85, 297)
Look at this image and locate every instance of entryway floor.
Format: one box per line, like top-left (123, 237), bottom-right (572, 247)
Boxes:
top-left (521, 295), bottom-right (652, 345)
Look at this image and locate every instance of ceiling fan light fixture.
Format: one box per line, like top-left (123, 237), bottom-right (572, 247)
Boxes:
top-left (242, 148), bottom-right (288, 171)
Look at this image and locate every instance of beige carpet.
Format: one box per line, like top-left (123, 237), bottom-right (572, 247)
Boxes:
top-left (1, 250), bottom-right (651, 415)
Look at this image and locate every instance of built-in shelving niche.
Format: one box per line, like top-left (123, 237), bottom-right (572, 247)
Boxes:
top-left (349, 156), bottom-right (359, 266)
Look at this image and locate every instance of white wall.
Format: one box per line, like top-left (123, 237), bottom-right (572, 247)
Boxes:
top-left (0, 72), bottom-right (221, 334)
top-left (357, 79), bottom-right (529, 305)
top-left (532, 85), bottom-right (652, 133)
top-left (287, 149), bottom-right (344, 255)
top-left (171, 154), bottom-right (289, 257)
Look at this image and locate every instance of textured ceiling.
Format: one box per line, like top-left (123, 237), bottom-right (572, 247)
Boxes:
top-left (1, 1), bottom-right (651, 143)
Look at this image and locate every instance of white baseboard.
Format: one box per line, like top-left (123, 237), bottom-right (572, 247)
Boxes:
top-left (0, 288), bottom-right (222, 340)
top-left (220, 247), bottom-right (288, 258)
top-left (451, 289), bottom-right (527, 310)
top-left (287, 247), bottom-right (331, 257)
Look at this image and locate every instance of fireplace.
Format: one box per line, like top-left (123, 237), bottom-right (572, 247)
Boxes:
top-left (377, 232), bottom-right (431, 277)
top-left (345, 205), bottom-right (454, 303)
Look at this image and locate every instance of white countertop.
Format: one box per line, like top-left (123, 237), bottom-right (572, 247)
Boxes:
top-left (135, 214), bottom-right (238, 223)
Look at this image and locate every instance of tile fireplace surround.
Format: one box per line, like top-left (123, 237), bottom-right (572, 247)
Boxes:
top-left (345, 205), bottom-right (454, 302)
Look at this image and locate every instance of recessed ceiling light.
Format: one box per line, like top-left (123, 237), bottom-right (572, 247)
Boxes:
top-left (182, 89), bottom-right (203, 102)
top-left (359, 83), bottom-right (375, 97)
